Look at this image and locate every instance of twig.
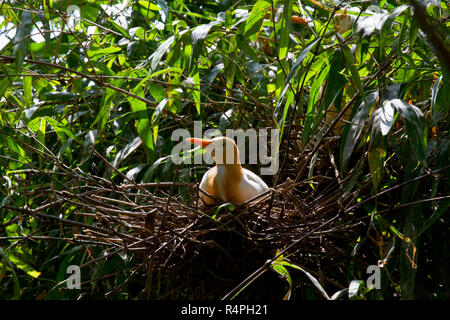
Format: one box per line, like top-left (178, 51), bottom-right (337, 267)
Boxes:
top-left (3, 205), bottom-right (146, 243)
top-left (146, 168), bottom-right (180, 299)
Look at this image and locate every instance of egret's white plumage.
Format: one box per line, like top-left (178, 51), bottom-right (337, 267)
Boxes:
top-left (187, 137), bottom-right (269, 204)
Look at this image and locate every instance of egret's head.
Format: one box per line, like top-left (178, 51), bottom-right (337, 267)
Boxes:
top-left (186, 136), bottom-right (240, 165)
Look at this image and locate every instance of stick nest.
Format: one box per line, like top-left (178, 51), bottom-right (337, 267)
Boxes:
top-left (7, 134), bottom-right (367, 299)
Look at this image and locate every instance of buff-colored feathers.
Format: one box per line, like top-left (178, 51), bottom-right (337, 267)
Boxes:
top-left (187, 137), bottom-right (269, 204)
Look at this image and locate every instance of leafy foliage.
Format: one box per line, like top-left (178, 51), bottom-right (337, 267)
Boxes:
top-left (0, 0), bottom-right (449, 299)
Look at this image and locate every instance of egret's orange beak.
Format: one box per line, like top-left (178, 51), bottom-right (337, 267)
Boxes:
top-left (186, 138), bottom-right (212, 148)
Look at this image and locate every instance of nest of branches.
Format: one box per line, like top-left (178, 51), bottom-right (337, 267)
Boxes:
top-left (4, 122), bottom-right (372, 299)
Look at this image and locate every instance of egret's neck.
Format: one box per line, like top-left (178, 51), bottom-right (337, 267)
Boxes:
top-left (216, 162), bottom-right (243, 180)
top-left (215, 147), bottom-right (243, 180)
top-left (213, 146), bottom-right (244, 202)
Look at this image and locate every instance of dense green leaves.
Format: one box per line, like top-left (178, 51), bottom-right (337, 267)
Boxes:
top-left (0, 0), bottom-right (448, 300)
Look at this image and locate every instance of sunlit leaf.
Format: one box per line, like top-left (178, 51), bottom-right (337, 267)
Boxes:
top-left (88, 46), bottom-right (122, 58)
top-left (244, 0), bottom-right (271, 41)
top-left (137, 1), bottom-right (161, 11)
top-left (271, 263), bottom-right (292, 300)
top-left (127, 87), bottom-right (154, 155)
top-left (149, 35), bottom-right (175, 71)
top-left (378, 100), bottom-right (396, 136)
top-left (7, 252), bottom-right (41, 279)
top-left (348, 280), bottom-right (364, 299)
top-left (279, 261), bottom-right (330, 300)
top-left (212, 203), bottom-right (235, 219)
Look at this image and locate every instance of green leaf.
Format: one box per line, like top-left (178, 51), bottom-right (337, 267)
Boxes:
top-left (279, 0), bottom-right (292, 62)
top-left (337, 33), bottom-right (366, 103)
top-left (106, 18), bottom-right (129, 38)
top-left (112, 136), bottom-right (142, 168)
top-left (390, 99), bottom-right (426, 160)
top-left (149, 35), bottom-right (175, 71)
top-left (148, 82), bottom-right (168, 102)
top-left (0, 195), bottom-right (11, 210)
top-left (357, 5), bottom-right (409, 39)
top-left (128, 95), bottom-right (153, 155)
top-left (274, 88), bottom-right (295, 152)
top-left (0, 76), bottom-right (11, 99)
top-left (274, 0), bottom-right (292, 98)
top-left (375, 213), bottom-right (406, 240)
top-left (408, 15), bottom-right (419, 49)
top-left (271, 263), bottom-right (292, 300)
top-left (431, 75), bottom-right (441, 119)
top-left (55, 250), bottom-right (77, 285)
top-left (279, 261), bottom-right (330, 300)
top-left (382, 5), bottom-right (410, 32)
top-left (331, 288), bottom-right (349, 300)
top-left (43, 0), bottom-right (51, 21)
top-left (92, 92), bottom-right (113, 132)
top-left (7, 136), bottom-right (27, 165)
top-left (44, 117), bottom-right (77, 143)
top-left (212, 203), bottom-right (236, 219)
top-left (92, 69), bottom-right (131, 132)
top-left (417, 199), bottom-right (449, 238)
top-left (378, 100), bottom-right (396, 136)
top-left (7, 252), bottom-right (41, 279)
top-left (189, 13), bottom-right (224, 74)
top-left (23, 75), bottom-right (32, 107)
top-left (323, 50), bottom-right (346, 111)
top-left (43, 92), bottom-right (78, 102)
top-left (368, 103), bottom-right (394, 188)
top-left (13, 11), bottom-right (33, 70)
top-left (368, 147), bottom-right (386, 190)
top-left (392, 9), bottom-right (410, 57)
top-left (275, 38), bottom-right (320, 112)
top-left (191, 72), bottom-right (201, 114)
top-left (127, 72), bottom-right (158, 156)
top-left (341, 91), bottom-right (379, 170)
top-left (368, 103), bottom-right (396, 192)
top-left (244, 0), bottom-right (271, 41)
top-left (141, 155), bottom-right (170, 182)
top-left (224, 52), bottom-right (236, 98)
top-left (137, 1), bottom-right (161, 11)
top-left (302, 63), bottom-right (330, 145)
top-left (87, 46), bottom-right (122, 59)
